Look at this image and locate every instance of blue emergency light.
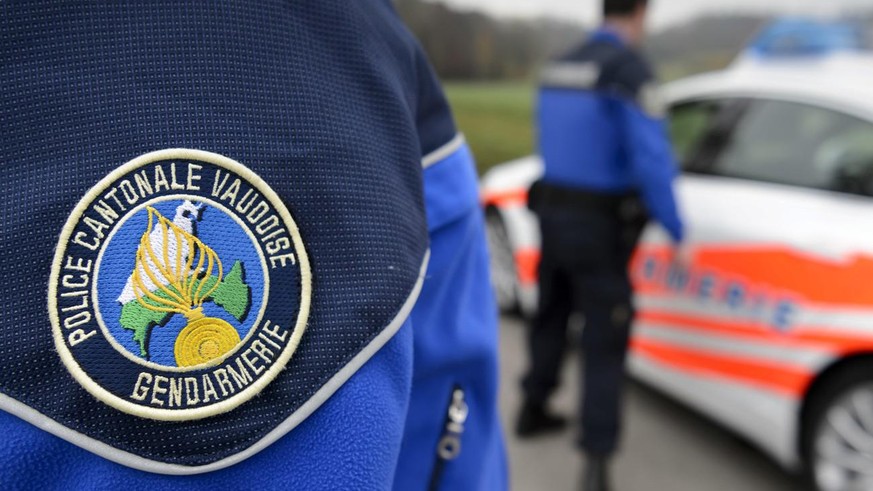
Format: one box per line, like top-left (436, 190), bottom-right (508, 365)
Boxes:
top-left (748, 18), bottom-right (869, 58)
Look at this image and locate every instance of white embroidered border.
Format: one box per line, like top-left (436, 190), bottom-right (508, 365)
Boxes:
top-left (47, 149), bottom-right (312, 421)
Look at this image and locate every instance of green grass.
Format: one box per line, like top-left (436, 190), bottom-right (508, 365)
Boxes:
top-left (444, 81), bottom-right (535, 174)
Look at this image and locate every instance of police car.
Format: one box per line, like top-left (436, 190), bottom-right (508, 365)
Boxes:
top-left (482, 20), bottom-right (873, 491)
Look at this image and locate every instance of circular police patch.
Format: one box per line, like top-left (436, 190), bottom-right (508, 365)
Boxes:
top-left (48, 149), bottom-right (311, 421)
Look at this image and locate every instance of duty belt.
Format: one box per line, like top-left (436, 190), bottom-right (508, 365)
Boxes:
top-left (528, 180), bottom-right (644, 221)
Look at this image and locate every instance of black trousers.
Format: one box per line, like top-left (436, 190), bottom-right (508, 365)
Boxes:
top-left (522, 207), bottom-right (641, 456)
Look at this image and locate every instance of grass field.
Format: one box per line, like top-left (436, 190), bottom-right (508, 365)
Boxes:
top-left (444, 81), bottom-right (535, 174)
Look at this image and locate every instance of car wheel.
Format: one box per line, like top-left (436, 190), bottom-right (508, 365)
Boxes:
top-left (485, 208), bottom-right (518, 314)
top-left (804, 363), bottom-right (873, 491)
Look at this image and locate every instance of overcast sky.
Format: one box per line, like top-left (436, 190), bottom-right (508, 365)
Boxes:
top-left (432, 0), bottom-right (873, 30)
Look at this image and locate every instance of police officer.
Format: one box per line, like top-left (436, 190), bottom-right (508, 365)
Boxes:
top-left (516, 1), bottom-right (684, 490)
top-left (0, 2), bottom-right (505, 490)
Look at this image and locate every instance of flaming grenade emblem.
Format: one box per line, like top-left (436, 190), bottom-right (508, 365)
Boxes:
top-left (117, 201), bottom-right (251, 367)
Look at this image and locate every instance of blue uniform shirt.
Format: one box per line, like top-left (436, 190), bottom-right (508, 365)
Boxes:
top-left (538, 28), bottom-right (684, 242)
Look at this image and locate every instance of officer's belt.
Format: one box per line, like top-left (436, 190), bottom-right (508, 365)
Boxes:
top-left (528, 180), bottom-right (641, 217)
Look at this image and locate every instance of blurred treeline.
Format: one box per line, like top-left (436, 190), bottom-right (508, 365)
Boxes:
top-left (395, 0), bottom-right (581, 80)
top-left (397, 0), bottom-right (873, 82)
top-left (648, 15), bottom-right (767, 80)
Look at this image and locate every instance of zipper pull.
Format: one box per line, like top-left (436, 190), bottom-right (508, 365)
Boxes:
top-left (437, 387), bottom-right (468, 460)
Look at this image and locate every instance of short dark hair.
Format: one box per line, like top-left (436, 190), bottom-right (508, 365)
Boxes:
top-left (604, 0), bottom-right (647, 16)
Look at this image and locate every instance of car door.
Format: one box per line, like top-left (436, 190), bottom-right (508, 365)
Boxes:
top-left (629, 95), bottom-right (873, 467)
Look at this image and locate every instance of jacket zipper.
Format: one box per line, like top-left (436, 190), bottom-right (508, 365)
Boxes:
top-left (428, 385), bottom-right (468, 491)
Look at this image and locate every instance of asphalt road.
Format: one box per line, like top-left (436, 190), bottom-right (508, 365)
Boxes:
top-left (498, 315), bottom-right (806, 491)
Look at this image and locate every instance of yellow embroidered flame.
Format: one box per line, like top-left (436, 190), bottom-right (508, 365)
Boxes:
top-left (131, 206), bottom-right (223, 320)
top-left (132, 206), bottom-right (239, 367)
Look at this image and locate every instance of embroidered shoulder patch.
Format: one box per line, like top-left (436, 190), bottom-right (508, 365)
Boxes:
top-left (48, 149), bottom-right (311, 421)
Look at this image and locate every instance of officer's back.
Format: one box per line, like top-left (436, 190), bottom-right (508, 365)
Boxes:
top-left (536, 27), bottom-right (683, 244)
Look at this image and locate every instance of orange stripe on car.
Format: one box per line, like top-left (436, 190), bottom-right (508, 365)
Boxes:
top-left (633, 245), bottom-right (873, 308)
top-left (515, 248), bottom-right (540, 286)
top-left (631, 337), bottom-right (813, 398)
top-left (482, 189), bottom-right (528, 208)
top-left (637, 309), bottom-right (873, 356)
top-left (638, 310), bottom-right (815, 348)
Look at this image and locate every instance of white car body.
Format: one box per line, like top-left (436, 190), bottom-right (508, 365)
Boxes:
top-left (481, 52), bottom-right (873, 481)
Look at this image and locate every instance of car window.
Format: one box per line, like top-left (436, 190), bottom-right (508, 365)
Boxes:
top-left (710, 99), bottom-right (873, 194)
top-left (669, 101), bottom-right (724, 169)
